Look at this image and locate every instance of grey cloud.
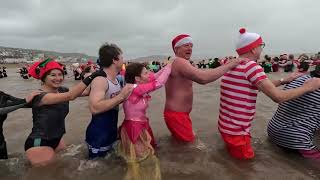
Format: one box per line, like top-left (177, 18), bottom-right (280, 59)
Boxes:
top-left (0, 0), bottom-right (319, 59)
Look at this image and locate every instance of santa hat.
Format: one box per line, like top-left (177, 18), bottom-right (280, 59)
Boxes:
top-left (87, 59), bottom-right (93, 65)
top-left (171, 34), bottom-right (193, 51)
top-left (236, 28), bottom-right (263, 55)
top-left (28, 58), bottom-right (63, 79)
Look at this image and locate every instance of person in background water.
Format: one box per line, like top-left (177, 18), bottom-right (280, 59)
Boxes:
top-left (262, 55), bottom-right (272, 73)
top-left (217, 28), bottom-right (320, 160)
top-left (298, 56), bottom-right (310, 73)
top-left (24, 58), bottom-right (106, 166)
top-left (72, 63), bottom-right (82, 80)
top-left (2, 67), bottom-right (7, 77)
top-left (211, 58), bottom-right (221, 69)
top-left (271, 57), bottom-right (279, 72)
top-left (62, 65), bottom-right (68, 75)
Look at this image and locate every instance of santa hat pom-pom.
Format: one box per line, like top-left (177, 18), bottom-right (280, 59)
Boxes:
top-left (239, 28), bottom-right (246, 34)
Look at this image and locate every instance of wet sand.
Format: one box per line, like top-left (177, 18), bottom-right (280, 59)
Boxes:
top-left (0, 67), bottom-right (320, 180)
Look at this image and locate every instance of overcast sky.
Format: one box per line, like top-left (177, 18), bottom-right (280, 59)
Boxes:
top-left (0, 0), bottom-right (319, 59)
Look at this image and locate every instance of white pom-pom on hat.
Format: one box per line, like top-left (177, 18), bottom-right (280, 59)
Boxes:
top-left (236, 28), bottom-right (263, 55)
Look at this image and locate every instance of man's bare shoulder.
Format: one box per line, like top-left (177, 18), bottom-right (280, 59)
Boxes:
top-left (90, 77), bottom-right (107, 92)
top-left (173, 57), bottom-right (193, 72)
top-left (92, 76), bottom-right (107, 84)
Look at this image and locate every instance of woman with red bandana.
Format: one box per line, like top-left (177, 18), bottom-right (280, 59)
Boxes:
top-left (25, 58), bottom-right (105, 166)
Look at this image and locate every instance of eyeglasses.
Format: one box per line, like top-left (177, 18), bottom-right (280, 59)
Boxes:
top-left (260, 42), bottom-right (266, 49)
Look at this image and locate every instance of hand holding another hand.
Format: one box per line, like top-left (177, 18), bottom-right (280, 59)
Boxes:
top-left (119, 84), bottom-right (135, 101)
top-left (26, 91), bottom-right (41, 103)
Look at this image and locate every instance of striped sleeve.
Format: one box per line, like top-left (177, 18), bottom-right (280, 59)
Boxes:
top-left (244, 61), bottom-right (267, 86)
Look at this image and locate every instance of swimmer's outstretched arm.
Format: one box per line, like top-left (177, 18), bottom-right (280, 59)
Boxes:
top-left (0, 91), bottom-right (40, 114)
top-left (134, 64), bottom-right (172, 96)
top-left (38, 70), bottom-right (106, 106)
top-left (175, 57), bottom-right (247, 85)
top-left (0, 92), bottom-right (24, 107)
top-left (0, 103), bottom-right (26, 115)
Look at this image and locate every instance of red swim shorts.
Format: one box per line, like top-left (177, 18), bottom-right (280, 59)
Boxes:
top-left (220, 132), bottom-right (254, 160)
top-left (163, 109), bottom-right (195, 142)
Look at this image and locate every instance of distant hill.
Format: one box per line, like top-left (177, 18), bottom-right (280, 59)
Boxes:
top-left (0, 46), bottom-right (170, 63)
top-left (0, 46), bottom-right (97, 60)
top-left (129, 55), bottom-right (169, 62)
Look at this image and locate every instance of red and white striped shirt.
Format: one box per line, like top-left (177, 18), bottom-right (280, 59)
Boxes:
top-left (218, 60), bottom-right (267, 135)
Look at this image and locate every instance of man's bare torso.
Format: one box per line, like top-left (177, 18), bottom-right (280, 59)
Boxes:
top-left (165, 59), bottom-right (193, 112)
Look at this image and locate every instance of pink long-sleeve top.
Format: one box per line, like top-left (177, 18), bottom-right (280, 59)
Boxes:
top-left (123, 64), bottom-right (172, 121)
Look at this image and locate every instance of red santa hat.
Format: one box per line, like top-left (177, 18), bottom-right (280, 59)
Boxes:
top-left (171, 34), bottom-right (193, 51)
top-left (236, 28), bottom-right (263, 55)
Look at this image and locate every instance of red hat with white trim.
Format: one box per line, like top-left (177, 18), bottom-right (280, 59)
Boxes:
top-left (171, 34), bottom-right (193, 51)
top-left (236, 28), bottom-right (263, 55)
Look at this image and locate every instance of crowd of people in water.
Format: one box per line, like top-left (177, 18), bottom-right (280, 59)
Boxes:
top-left (1, 28), bottom-right (320, 179)
top-left (11, 51), bottom-right (320, 82)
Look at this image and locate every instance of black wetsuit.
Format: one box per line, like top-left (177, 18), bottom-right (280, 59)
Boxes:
top-left (73, 70), bottom-right (81, 80)
top-left (63, 67), bottom-right (67, 75)
top-left (0, 91), bottom-right (27, 159)
top-left (2, 68), bottom-right (7, 77)
top-left (24, 87), bottom-right (69, 151)
top-left (21, 68), bottom-right (29, 79)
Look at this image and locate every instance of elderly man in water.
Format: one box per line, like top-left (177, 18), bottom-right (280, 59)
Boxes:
top-left (164, 34), bottom-right (247, 143)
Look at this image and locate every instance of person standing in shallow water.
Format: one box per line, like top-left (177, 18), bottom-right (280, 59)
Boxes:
top-left (217, 28), bottom-right (320, 160)
top-left (267, 65), bottom-right (320, 160)
top-left (2, 67), bottom-right (7, 77)
top-left (85, 43), bottom-right (134, 159)
top-left (25, 58), bottom-right (106, 166)
top-left (118, 60), bottom-right (173, 163)
top-left (164, 34), bottom-right (248, 143)
top-left (0, 91), bottom-right (39, 159)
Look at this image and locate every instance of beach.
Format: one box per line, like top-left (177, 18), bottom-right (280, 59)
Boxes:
top-left (0, 66), bottom-right (320, 180)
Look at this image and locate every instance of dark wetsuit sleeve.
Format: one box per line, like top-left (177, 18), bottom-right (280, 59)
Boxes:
top-left (0, 92), bottom-right (27, 115)
top-left (0, 103), bottom-right (26, 115)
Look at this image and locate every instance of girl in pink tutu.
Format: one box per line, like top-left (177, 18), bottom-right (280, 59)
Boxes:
top-left (118, 60), bottom-right (172, 162)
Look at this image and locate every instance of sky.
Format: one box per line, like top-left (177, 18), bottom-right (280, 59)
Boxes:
top-left (0, 0), bottom-right (319, 59)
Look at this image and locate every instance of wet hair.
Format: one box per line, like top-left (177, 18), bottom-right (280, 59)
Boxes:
top-left (98, 43), bottom-right (122, 68)
top-left (299, 61), bottom-right (309, 72)
top-left (273, 57), bottom-right (280, 62)
top-left (264, 55), bottom-right (271, 61)
top-left (84, 66), bottom-right (91, 73)
top-left (41, 69), bottom-right (64, 82)
top-left (125, 63), bottom-right (145, 84)
top-left (289, 54), bottom-right (294, 60)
